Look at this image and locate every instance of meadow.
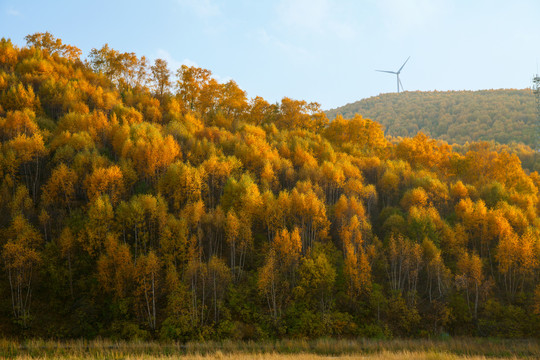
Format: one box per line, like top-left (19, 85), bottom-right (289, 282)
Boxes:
top-left (1, 338), bottom-right (539, 359)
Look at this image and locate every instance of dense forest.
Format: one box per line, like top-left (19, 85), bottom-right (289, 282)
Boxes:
top-left (326, 90), bottom-right (537, 146)
top-left (0, 33), bottom-right (539, 341)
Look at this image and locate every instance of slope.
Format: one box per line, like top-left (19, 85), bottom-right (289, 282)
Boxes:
top-left (326, 89), bottom-right (537, 146)
top-left (1, 33), bottom-right (540, 341)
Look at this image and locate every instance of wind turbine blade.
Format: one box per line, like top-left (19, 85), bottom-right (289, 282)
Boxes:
top-left (399, 78), bottom-right (404, 92)
top-left (376, 70), bottom-right (397, 74)
top-left (397, 56), bottom-right (410, 73)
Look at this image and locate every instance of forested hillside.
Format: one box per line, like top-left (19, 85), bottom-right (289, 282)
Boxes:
top-left (0, 33), bottom-right (540, 340)
top-left (326, 90), bottom-right (537, 146)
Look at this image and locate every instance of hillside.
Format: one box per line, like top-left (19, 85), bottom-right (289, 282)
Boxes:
top-left (0, 33), bottom-right (539, 340)
top-left (326, 90), bottom-right (537, 146)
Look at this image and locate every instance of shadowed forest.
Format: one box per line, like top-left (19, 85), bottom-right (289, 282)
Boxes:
top-left (0, 33), bottom-right (539, 341)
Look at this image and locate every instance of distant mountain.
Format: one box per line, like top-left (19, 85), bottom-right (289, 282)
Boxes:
top-left (326, 89), bottom-right (537, 146)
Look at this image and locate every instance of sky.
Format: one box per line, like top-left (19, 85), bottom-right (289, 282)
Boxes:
top-left (1, 0), bottom-right (540, 110)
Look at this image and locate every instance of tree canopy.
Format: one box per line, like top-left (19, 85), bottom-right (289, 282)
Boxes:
top-left (0, 33), bottom-right (539, 340)
top-left (327, 90), bottom-right (537, 146)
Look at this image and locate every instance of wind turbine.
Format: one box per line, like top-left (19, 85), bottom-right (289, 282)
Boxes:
top-left (376, 56), bottom-right (410, 93)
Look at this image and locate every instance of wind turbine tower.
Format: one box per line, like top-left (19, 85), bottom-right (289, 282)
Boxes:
top-left (534, 72), bottom-right (540, 150)
top-left (376, 57), bottom-right (410, 93)
top-left (534, 72), bottom-right (540, 123)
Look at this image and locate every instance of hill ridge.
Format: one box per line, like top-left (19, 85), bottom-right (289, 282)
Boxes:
top-left (326, 89), bottom-right (536, 146)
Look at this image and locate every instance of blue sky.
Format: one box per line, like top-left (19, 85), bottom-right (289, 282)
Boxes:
top-left (1, 0), bottom-right (539, 110)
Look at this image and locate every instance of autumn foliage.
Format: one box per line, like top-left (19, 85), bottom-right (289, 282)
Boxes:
top-left (0, 33), bottom-right (539, 340)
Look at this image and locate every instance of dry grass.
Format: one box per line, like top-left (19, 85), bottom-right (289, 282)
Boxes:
top-left (2, 352), bottom-right (535, 360)
top-left (1, 338), bottom-right (539, 359)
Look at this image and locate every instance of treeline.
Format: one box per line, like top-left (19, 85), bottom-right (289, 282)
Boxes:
top-left (326, 90), bottom-right (537, 146)
top-left (0, 33), bottom-right (539, 340)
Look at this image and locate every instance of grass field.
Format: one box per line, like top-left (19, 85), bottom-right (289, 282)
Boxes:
top-left (2, 353), bottom-right (536, 360)
top-left (1, 338), bottom-right (539, 359)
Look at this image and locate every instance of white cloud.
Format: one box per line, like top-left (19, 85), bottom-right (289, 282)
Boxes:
top-left (177, 0), bottom-right (219, 18)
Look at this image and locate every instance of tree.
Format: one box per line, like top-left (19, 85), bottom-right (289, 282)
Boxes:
top-left (289, 185), bottom-right (329, 251)
top-left (58, 226), bottom-right (77, 298)
top-left (202, 155), bottom-right (241, 209)
top-left (258, 228), bottom-right (302, 323)
top-left (387, 234), bottom-right (422, 303)
top-left (1, 83), bottom-right (37, 112)
top-left (422, 238), bottom-right (450, 302)
top-left (0, 109), bottom-right (38, 140)
top-left (24, 32), bottom-right (81, 61)
top-left (207, 255), bottom-right (231, 323)
top-left (455, 198), bottom-right (490, 257)
top-left (261, 190), bottom-right (289, 242)
top-left (115, 122), bottom-right (180, 180)
top-left (84, 166), bottom-right (124, 205)
top-left (396, 133), bottom-right (451, 171)
top-left (295, 249), bottom-right (337, 315)
top-left (9, 185), bottom-right (34, 219)
top-left (496, 228), bottom-right (538, 301)
top-left (97, 234), bottom-right (135, 298)
top-left (42, 163), bottom-right (77, 212)
top-left (150, 58), bottom-right (171, 99)
top-left (401, 187), bottom-right (429, 211)
top-left (320, 161), bottom-right (345, 205)
top-left (278, 97), bottom-right (328, 132)
top-left (247, 96), bottom-right (277, 126)
top-left (225, 210), bottom-right (240, 277)
top-left (221, 174), bottom-right (262, 272)
top-left (197, 78), bottom-right (221, 117)
top-left (0, 37), bottom-right (18, 70)
top-left (2, 216), bottom-right (42, 327)
top-left (176, 65), bottom-right (211, 112)
top-left (158, 162), bottom-right (204, 212)
top-left (116, 194), bottom-right (168, 261)
top-left (455, 252), bottom-right (486, 320)
top-left (219, 80), bottom-right (247, 118)
top-left (6, 132), bottom-right (47, 201)
top-left (258, 248), bottom-right (280, 322)
top-left (324, 114), bottom-right (387, 153)
top-left (135, 251), bottom-right (160, 330)
top-left (85, 195), bottom-right (115, 256)
top-left (89, 44), bottom-right (146, 89)
top-left (160, 215), bottom-right (189, 271)
top-left (341, 216), bottom-right (372, 296)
